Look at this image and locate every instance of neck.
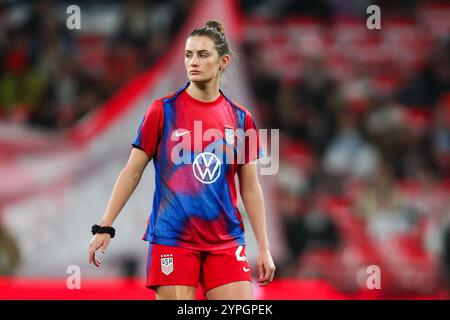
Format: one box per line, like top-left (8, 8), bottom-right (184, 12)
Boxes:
top-left (186, 80), bottom-right (220, 102)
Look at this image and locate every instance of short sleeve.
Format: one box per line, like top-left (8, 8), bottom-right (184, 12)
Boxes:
top-left (240, 111), bottom-right (264, 164)
top-left (132, 99), bottom-right (164, 159)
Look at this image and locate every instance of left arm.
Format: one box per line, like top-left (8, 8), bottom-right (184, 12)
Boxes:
top-left (238, 162), bottom-right (276, 286)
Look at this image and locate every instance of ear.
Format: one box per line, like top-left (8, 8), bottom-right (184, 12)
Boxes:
top-left (220, 54), bottom-right (230, 70)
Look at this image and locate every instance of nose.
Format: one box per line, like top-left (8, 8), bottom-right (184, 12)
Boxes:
top-left (190, 56), bottom-right (199, 67)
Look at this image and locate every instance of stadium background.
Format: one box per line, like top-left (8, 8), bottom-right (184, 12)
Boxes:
top-left (0, 0), bottom-right (449, 299)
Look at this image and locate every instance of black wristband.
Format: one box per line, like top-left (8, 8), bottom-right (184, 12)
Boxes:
top-left (91, 224), bottom-right (115, 238)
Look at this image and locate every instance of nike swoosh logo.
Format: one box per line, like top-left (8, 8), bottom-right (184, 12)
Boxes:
top-left (174, 130), bottom-right (191, 137)
top-left (243, 267), bottom-right (250, 272)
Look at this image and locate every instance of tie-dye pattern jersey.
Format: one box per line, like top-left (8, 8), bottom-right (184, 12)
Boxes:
top-left (132, 83), bottom-right (263, 250)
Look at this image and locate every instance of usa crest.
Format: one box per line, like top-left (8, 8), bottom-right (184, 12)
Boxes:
top-left (224, 126), bottom-right (235, 145)
top-left (161, 254), bottom-right (173, 275)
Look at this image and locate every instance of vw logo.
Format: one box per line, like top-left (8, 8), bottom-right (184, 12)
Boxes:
top-left (192, 152), bottom-right (221, 184)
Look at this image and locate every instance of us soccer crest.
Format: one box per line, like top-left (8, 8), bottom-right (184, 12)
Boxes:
top-left (161, 254), bottom-right (173, 275)
top-left (224, 126), bottom-right (235, 145)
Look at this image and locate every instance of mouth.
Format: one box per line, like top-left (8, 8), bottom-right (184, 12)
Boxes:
top-left (189, 70), bottom-right (201, 75)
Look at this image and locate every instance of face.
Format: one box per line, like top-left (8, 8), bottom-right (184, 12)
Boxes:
top-left (185, 36), bottom-right (229, 83)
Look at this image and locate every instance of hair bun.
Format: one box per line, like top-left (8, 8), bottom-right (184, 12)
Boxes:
top-left (205, 20), bottom-right (225, 36)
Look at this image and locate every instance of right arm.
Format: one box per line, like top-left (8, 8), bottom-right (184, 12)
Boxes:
top-left (88, 148), bottom-right (149, 267)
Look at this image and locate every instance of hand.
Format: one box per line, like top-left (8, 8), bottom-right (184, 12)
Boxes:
top-left (256, 249), bottom-right (276, 286)
top-left (88, 233), bottom-right (111, 268)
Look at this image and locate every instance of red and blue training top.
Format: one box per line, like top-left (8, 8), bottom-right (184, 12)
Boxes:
top-left (132, 82), bottom-right (263, 251)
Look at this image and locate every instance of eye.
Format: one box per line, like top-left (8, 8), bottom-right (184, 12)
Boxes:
top-left (200, 53), bottom-right (209, 58)
top-left (185, 52), bottom-right (192, 58)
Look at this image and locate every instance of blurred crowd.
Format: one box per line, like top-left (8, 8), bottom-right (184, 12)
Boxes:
top-left (242, 0), bottom-right (450, 292)
top-left (0, 0), bottom-right (191, 130)
top-left (0, 0), bottom-right (449, 295)
top-left (0, 0), bottom-right (191, 276)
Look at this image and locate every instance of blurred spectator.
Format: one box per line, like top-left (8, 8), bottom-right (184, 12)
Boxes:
top-left (0, 0), bottom-right (190, 130)
top-left (398, 38), bottom-right (450, 108)
top-left (444, 221), bottom-right (450, 289)
top-left (429, 103), bottom-right (450, 177)
top-left (356, 161), bottom-right (412, 241)
top-left (0, 29), bottom-right (47, 123)
top-left (117, 0), bottom-right (153, 49)
top-left (298, 195), bottom-right (341, 253)
top-left (277, 189), bottom-right (302, 276)
top-left (241, 0), bottom-right (450, 209)
top-left (251, 8), bottom-right (449, 287)
top-left (282, 0), bottom-right (332, 20)
top-left (409, 169), bottom-right (450, 285)
top-left (296, 56), bottom-right (339, 153)
top-left (118, 254), bottom-right (139, 278)
top-left (323, 111), bottom-right (379, 179)
top-left (365, 98), bottom-right (416, 178)
top-left (278, 183), bottom-right (341, 276)
top-left (103, 36), bottom-right (141, 95)
top-left (241, 0), bottom-right (331, 20)
top-left (0, 219), bottom-right (21, 275)
top-left (276, 82), bottom-right (305, 138)
top-left (243, 41), bottom-right (280, 129)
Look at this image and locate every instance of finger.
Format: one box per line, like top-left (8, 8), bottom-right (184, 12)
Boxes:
top-left (88, 249), bottom-right (94, 264)
top-left (91, 251), bottom-right (97, 266)
top-left (263, 262), bottom-right (271, 281)
top-left (93, 254), bottom-right (101, 268)
top-left (90, 249), bottom-right (100, 268)
top-left (257, 262), bottom-right (270, 283)
top-left (257, 261), bottom-right (264, 281)
top-left (259, 270), bottom-right (274, 286)
top-left (88, 241), bottom-right (97, 262)
top-left (88, 244), bottom-right (100, 261)
top-left (259, 278), bottom-right (270, 287)
top-left (269, 267), bottom-right (275, 282)
top-left (100, 238), bottom-right (110, 254)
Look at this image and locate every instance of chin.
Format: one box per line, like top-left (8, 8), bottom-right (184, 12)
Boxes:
top-left (188, 75), bottom-right (211, 83)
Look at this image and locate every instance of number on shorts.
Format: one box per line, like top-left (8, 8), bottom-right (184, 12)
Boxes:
top-left (235, 245), bottom-right (248, 262)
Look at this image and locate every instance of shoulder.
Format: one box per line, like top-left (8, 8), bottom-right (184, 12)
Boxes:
top-left (145, 87), bottom-right (179, 111)
top-left (144, 85), bottom-right (188, 116)
top-left (144, 98), bottom-right (164, 113)
top-left (141, 98), bottom-right (164, 123)
top-left (160, 85), bottom-right (189, 104)
top-left (223, 95), bottom-right (254, 119)
top-left (160, 92), bottom-right (178, 102)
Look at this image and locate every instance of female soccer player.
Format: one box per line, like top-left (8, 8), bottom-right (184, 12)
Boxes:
top-left (88, 21), bottom-right (275, 300)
